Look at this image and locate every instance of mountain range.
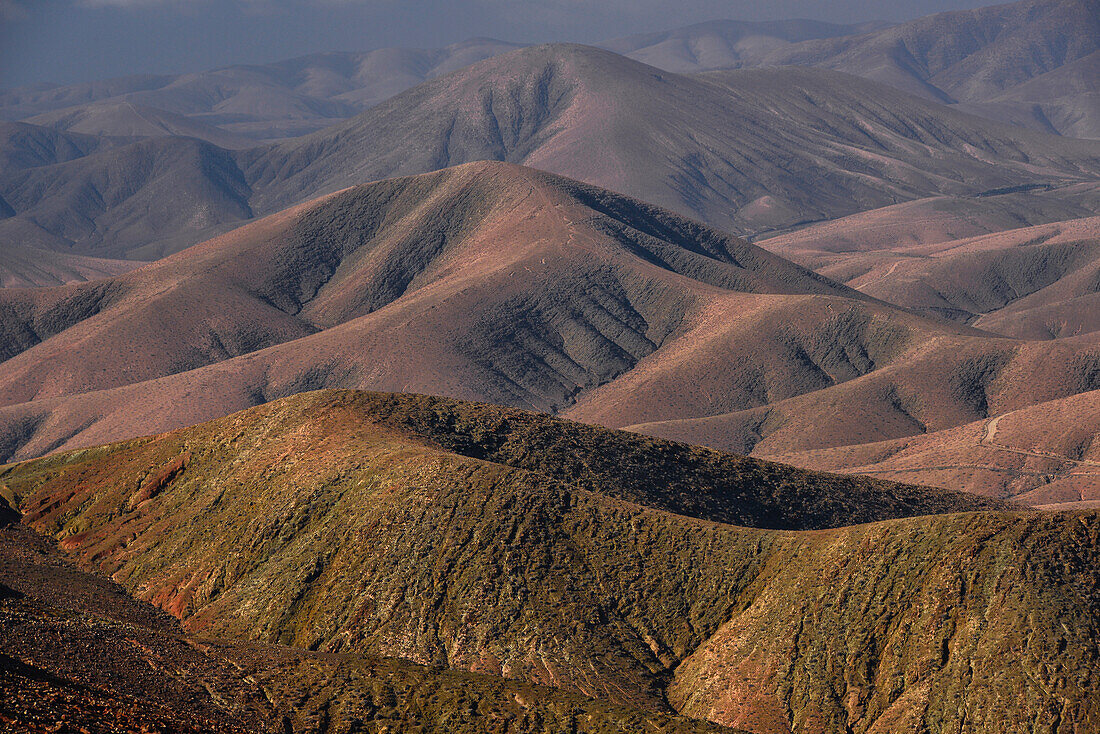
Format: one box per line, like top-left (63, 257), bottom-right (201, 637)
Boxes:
top-left (0, 162), bottom-right (1098, 508)
top-left (5, 0), bottom-right (1097, 141)
top-left (4, 43), bottom-right (1100, 261)
top-left (2, 2), bottom-right (1100, 730)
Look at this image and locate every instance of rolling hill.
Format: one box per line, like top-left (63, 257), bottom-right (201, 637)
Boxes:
top-left (601, 19), bottom-right (888, 72)
top-left (764, 387), bottom-right (1100, 506)
top-left (760, 211), bottom-right (1100, 336)
top-left (245, 44), bottom-right (1100, 235)
top-left (1, 389), bottom-right (1095, 733)
top-left (0, 39), bottom-right (524, 143)
top-left (0, 161), bottom-right (854, 414)
top-left (25, 100), bottom-right (255, 149)
top-left (0, 133), bottom-right (254, 259)
top-left (0, 243), bottom-right (139, 288)
top-left (0, 494), bottom-right (732, 734)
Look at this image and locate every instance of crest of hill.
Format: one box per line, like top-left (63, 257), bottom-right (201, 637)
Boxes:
top-left (0, 161), bottom-right (852, 412)
top-left (2, 389), bottom-right (1096, 733)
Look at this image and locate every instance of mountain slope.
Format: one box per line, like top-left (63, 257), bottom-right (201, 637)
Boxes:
top-left (2, 389), bottom-right (1096, 733)
top-left (629, 0), bottom-right (1100, 139)
top-left (765, 387), bottom-right (1100, 505)
top-left (7, 43), bottom-right (1100, 258)
top-left (0, 243), bottom-right (140, 288)
top-left (2, 163), bottom-right (1100, 477)
top-left (26, 100), bottom-right (255, 149)
top-left (761, 211), bottom-right (1100, 335)
top-left (0, 161), bottom-right (852, 413)
top-left (601, 19), bottom-right (889, 72)
top-left (0, 120), bottom-right (119, 172)
top-left (0, 39), bottom-right (524, 143)
top-left (245, 44), bottom-right (1100, 237)
top-left (0, 135), bottom-right (254, 258)
top-left (609, 331), bottom-right (1100, 482)
top-left (0, 501), bottom-right (733, 734)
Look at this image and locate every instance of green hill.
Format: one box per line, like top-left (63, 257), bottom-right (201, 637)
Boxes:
top-left (1, 389), bottom-right (1095, 732)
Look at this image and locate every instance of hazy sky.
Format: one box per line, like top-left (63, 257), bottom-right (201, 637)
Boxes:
top-left (2, 0), bottom-right (1000, 88)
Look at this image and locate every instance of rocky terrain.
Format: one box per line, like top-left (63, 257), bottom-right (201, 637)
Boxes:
top-left (3, 2), bottom-right (1100, 728)
top-left (0, 490), bottom-right (732, 733)
top-left (0, 390), bottom-right (1095, 732)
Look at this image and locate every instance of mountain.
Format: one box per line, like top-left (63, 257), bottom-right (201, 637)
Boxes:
top-left (5, 0), bottom-right (1097, 147)
top-left (601, 19), bottom-right (889, 71)
top-left (0, 498), bottom-right (732, 734)
top-left (762, 386), bottom-right (1100, 507)
top-left (245, 44), bottom-right (1100, 235)
top-left (768, 0), bottom-right (1100, 139)
top-left (0, 133), bottom-right (254, 258)
top-left (0, 162), bottom-right (853, 415)
top-left (608, 329), bottom-right (1100, 499)
top-left (25, 100), bottom-right (255, 149)
top-left (0, 120), bottom-right (119, 172)
top-left (621, 0), bottom-right (1100, 140)
top-left (0, 243), bottom-right (139, 288)
top-left (1, 389), bottom-right (1096, 733)
top-left (8, 43), bottom-right (1100, 260)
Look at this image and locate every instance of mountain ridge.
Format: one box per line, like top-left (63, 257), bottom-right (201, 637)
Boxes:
top-left (1, 388), bottom-right (1095, 733)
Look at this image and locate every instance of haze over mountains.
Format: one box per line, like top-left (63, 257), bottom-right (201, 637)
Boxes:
top-left (5, 0), bottom-right (1096, 142)
top-left (614, 0), bottom-right (1100, 139)
top-left (0, 0), bottom-right (1097, 506)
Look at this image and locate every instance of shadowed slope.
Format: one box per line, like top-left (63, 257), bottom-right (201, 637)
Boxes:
top-left (0, 135), bottom-right (254, 259)
top-left (1, 390), bottom-right (1096, 733)
top-left (0, 120), bottom-right (119, 172)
